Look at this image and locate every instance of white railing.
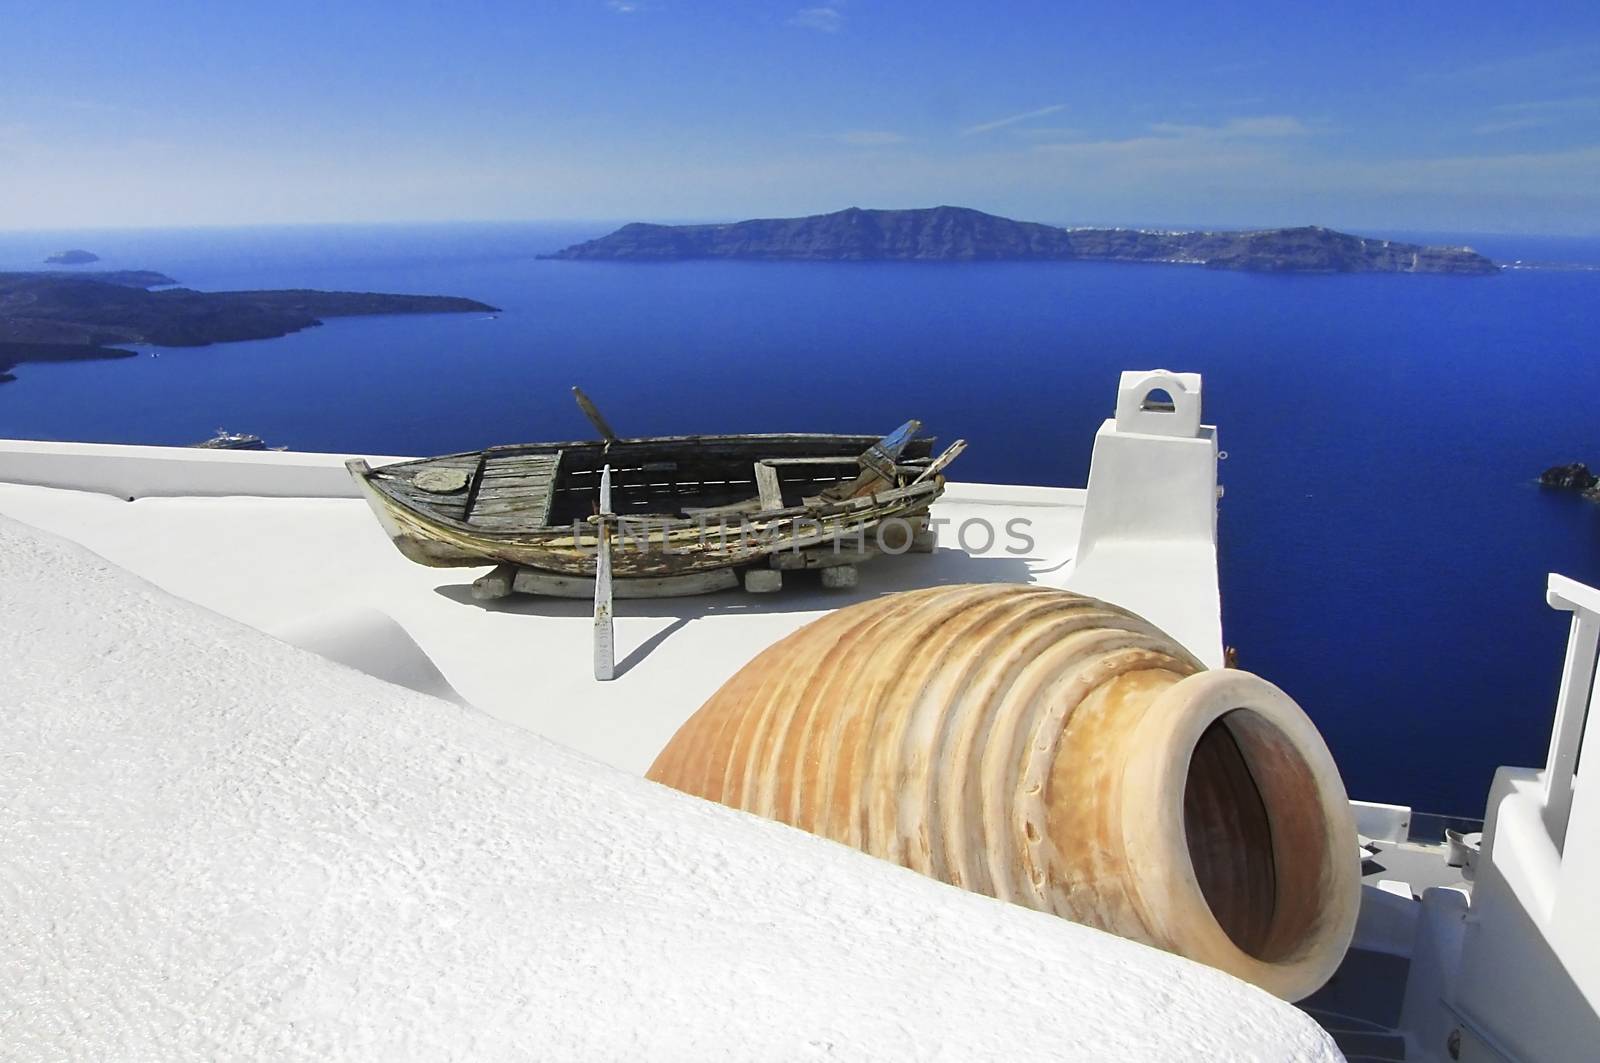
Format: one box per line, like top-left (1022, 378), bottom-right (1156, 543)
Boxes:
top-left (1542, 573), bottom-right (1600, 850)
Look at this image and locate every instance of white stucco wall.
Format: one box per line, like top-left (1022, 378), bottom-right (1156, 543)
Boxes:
top-left (1069, 370), bottom-right (1224, 667)
top-left (0, 438), bottom-right (404, 499)
top-left (0, 514), bottom-right (1336, 1062)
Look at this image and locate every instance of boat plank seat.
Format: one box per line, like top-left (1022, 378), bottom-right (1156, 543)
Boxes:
top-left (468, 452), bottom-right (562, 530)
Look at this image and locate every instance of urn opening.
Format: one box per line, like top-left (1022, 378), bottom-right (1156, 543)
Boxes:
top-left (1183, 708), bottom-right (1331, 964)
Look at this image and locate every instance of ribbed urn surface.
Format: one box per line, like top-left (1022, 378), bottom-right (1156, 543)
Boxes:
top-left (647, 584), bottom-right (1359, 1000)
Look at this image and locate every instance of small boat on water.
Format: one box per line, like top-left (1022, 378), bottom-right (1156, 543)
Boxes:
top-left (190, 428), bottom-right (280, 451)
top-left (347, 389), bottom-right (965, 589)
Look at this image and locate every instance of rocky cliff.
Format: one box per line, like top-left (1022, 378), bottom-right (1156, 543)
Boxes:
top-left (0, 270), bottom-right (498, 383)
top-left (0, 272), bottom-right (498, 348)
top-left (1540, 463), bottom-right (1600, 502)
top-left (547, 206), bottom-right (1498, 275)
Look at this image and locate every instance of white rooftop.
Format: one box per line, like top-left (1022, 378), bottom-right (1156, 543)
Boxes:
top-left (0, 374), bottom-right (1277, 1059)
top-left (0, 422), bottom-right (1222, 776)
top-left (7, 373), bottom-right (1600, 1061)
top-left (0, 501), bottom-right (1331, 1061)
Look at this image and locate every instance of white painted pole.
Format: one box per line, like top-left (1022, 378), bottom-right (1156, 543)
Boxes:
top-left (594, 464), bottom-right (616, 681)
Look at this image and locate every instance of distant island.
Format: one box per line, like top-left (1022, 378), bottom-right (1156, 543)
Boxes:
top-left (546, 206), bottom-right (1498, 275)
top-left (1540, 463), bottom-right (1600, 503)
top-left (0, 270), bottom-right (498, 384)
top-left (44, 249), bottom-right (101, 265)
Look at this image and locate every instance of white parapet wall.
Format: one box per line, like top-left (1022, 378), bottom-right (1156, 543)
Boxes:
top-left (0, 438), bottom-right (406, 500)
top-left (1351, 800), bottom-right (1414, 844)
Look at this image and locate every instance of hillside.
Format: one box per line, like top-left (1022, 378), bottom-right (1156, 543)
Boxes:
top-left (0, 270), bottom-right (498, 382)
top-left (547, 206), bottom-right (1498, 274)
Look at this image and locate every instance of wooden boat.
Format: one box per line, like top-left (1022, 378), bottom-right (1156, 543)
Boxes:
top-left (347, 392), bottom-right (966, 588)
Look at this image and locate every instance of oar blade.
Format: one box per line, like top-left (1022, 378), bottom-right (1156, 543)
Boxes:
top-left (572, 386), bottom-right (619, 442)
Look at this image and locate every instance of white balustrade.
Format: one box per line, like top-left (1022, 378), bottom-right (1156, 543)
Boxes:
top-left (1543, 573), bottom-right (1600, 850)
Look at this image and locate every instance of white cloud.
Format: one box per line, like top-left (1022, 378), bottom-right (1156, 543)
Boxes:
top-left (6, 102), bottom-right (1598, 235)
top-left (833, 130), bottom-right (910, 146)
top-left (1474, 96), bottom-right (1600, 135)
top-left (1024, 117), bottom-right (1312, 164)
top-left (788, 6), bottom-right (843, 33)
top-left (1417, 45), bottom-right (1600, 86)
top-left (961, 104), bottom-right (1067, 136)
top-left (1144, 115), bottom-right (1310, 139)
top-left (1336, 143), bottom-right (1600, 193)
top-left (606, 1), bottom-right (639, 11)
top-left (1473, 116), bottom-right (1556, 136)
top-left (1465, 97), bottom-right (1600, 136)
top-left (1005, 125), bottom-right (1082, 141)
top-left (1491, 96), bottom-right (1600, 114)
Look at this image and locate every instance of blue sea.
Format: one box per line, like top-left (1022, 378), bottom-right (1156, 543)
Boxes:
top-left (1, 221), bottom-right (1596, 815)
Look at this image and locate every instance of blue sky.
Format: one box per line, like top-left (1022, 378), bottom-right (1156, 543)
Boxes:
top-left (3, 1), bottom-right (1599, 232)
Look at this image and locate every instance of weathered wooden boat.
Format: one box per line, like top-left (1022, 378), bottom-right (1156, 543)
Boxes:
top-left (347, 391), bottom-right (966, 594)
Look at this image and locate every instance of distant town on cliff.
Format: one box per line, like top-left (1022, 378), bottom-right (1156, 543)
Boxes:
top-left (547, 206), bottom-right (1498, 275)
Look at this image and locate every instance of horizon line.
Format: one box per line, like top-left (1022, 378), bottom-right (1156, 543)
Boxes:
top-left (0, 211), bottom-right (1593, 241)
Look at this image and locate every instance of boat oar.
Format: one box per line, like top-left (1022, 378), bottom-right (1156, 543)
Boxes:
top-left (593, 463), bottom-right (616, 681)
top-left (572, 386), bottom-right (618, 442)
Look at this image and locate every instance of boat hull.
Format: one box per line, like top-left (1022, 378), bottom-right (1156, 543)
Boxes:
top-left (347, 450), bottom-right (947, 578)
